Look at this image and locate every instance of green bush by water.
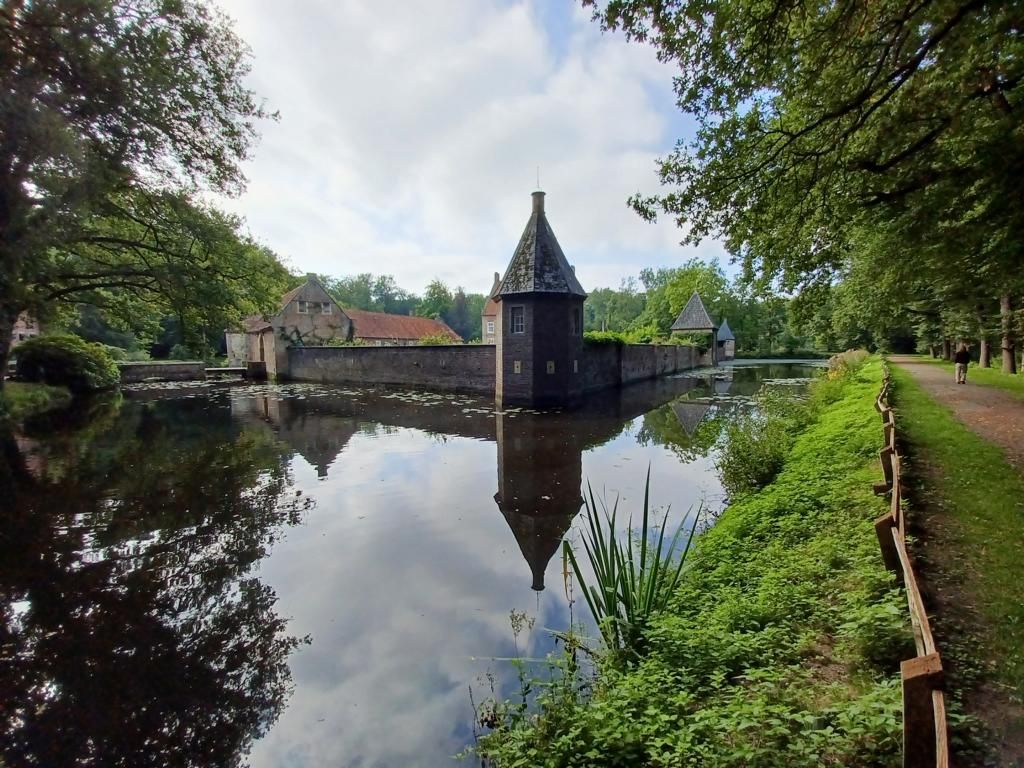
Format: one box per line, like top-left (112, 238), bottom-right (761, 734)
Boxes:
top-left (476, 355), bottom-right (908, 767)
top-left (562, 473), bottom-right (700, 656)
top-left (15, 334), bottom-right (120, 393)
top-left (0, 381), bottom-right (72, 422)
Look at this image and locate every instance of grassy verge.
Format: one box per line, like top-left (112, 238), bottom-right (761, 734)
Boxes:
top-left (890, 364), bottom-right (1024, 758)
top-left (478, 357), bottom-right (910, 767)
top-left (1, 381), bottom-right (73, 422)
top-left (911, 355), bottom-right (1024, 399)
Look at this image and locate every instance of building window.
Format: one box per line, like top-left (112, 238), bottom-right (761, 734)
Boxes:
top-left (297, 300), bottom-right (310, 314)
top-left (510, 306), bottom-right (525, 334)
top-left (570, 307), bottom-right (581, 336)
top-left (320, 302), bottom-right (332, 314)
top-left (486, 320), bottom-right (495, 335)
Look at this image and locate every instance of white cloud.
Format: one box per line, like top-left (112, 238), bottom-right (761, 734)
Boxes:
top-left (214, 0), bottom-right (727, 296)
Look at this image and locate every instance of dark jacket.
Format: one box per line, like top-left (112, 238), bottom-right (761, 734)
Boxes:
top-left (954, 349), bottom-right (970, 365)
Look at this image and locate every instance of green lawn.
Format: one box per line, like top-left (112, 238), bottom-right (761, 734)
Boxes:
top-left (911, 355), bottom-right (1024, 399)
top-left (1, 381), bottom-right (72, 421)
top-left (890, 365), bottom-right (1024, 741)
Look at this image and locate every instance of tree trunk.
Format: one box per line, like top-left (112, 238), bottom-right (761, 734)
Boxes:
top-left (979, 338), bottom-right (990, 368)
top-left (942, 338), bottom-right (952, 360)
top-left (929, 345), bottom-right (939, 359)
top-left (1000, 294), bottom-right (1017, 374)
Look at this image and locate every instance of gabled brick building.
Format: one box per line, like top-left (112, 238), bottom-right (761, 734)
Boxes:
top-left (226, 276), bottom-right (461, 370)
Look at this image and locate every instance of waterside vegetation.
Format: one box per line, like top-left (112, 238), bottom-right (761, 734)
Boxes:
top-left (561, 478), bottom-right (700, 656)
top-left (0, 382), bottom-right (73, 423)
top-left (477, 354), bottom-right (913, 766)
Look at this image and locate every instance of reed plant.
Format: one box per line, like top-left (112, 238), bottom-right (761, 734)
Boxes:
top-left (562, 469), bottom-right (700, 655)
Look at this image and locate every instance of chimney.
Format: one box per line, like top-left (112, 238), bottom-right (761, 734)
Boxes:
top-left (531, 190), bottom-right (545, 214)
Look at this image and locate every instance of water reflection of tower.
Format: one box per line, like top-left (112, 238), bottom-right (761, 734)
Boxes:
top-left (493, 412), bottom-right (583, 591)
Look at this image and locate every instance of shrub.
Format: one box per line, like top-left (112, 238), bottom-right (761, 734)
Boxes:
top-left (583, 330), bottom-right (627, 345)
top-left (718, 412), bottom-right (793, 495)
top-left (418, 333), bottom-right (459, 345)
top-left (15, 334), bottom-right (120, 393)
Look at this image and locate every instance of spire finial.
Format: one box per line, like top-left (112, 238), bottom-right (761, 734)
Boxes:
top-left (536, 166), bottom-right (541, 191)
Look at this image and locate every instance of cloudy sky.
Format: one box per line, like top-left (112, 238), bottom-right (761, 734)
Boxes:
top-left (213, 0), bottom-right (728, 297)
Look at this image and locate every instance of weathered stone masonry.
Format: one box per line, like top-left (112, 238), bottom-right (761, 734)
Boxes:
top-left (285, 341), bottom-right (709, 395)
top-left (287, 344), bottom-right (497, 395)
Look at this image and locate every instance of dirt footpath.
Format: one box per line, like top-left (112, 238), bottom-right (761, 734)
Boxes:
top-left (889, 356), bottom-right (1024, 469)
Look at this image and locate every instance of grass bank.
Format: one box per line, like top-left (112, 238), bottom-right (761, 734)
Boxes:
top-left (890, 364), bottom-right (1024, 761)
top-left (1, 381), bottom-right (72, 422)
top-left (477, 357), bottom-right (909, 767)
top-left (913, 355), bottom-right (1024, 399)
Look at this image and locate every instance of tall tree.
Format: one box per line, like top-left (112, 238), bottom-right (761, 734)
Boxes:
top-left (417, 279), bottom-right (454, 321)
top-left (588, 0), bottom-right (1024, 368)
top-left (0, 0), bottom-right (273, 379)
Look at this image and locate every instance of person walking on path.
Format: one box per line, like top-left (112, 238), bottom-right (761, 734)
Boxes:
top-left (954, 343), bottom-right (970, 384)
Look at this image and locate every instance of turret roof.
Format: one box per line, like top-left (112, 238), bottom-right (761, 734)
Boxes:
top-left (717, 318), bottom-right (735, 341)
top-left (671, 292), bottom-right (717, 332)
top-left (496, 191), bottom-right (587, 298)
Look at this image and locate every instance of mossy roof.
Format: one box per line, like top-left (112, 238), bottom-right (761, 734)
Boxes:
top-left (496, 193), bottom-right (587, 298)
top-left (671, 292), bottom-right (717, 332)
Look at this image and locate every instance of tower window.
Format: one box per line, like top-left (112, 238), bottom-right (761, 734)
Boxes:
top-left (510, 306), bottom-right (525, 334)
top-left (571, 307), bottom-right (581, 335)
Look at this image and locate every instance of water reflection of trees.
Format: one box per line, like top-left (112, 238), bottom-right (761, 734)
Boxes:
top-left (0, 397), bottom-right (310, 767)
top-left (635, 398), bottom-right (729, 462)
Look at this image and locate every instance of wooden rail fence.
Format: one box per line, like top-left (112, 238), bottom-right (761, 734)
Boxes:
top-left (873, 364), bottom-right (950, 768)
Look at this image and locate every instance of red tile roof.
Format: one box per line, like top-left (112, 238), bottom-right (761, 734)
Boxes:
top-left (345, 309), bottom-right (462, 342)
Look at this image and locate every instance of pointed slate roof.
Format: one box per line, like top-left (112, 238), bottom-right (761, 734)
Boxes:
top-left (496, 191), bottom-right (587, 298)
top-left (671, 292), bottom-right (717, 332)
top-left (672, 401), bottom-right (711, 437)
top-left (717, 318), bottom-right (735, 341)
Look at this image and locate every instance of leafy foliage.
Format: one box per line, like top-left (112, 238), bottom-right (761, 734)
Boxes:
top-left (586, 0), bottom-right (1024, 369)
top-left (478, 357), bottom-right (908, 766)
top-left (418, 333), bottom-right (459, 346)
top-left (15, 334), bottom-right (120, 392)
top-left (562, 475), bottom-right (700, 655)
top-left (0, 0), bottom-right (281, 370)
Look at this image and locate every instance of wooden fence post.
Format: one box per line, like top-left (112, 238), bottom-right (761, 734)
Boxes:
top-left (875, 514), bottom-right (900, 574)
top-left (902, 653), bottom-right (943, 767)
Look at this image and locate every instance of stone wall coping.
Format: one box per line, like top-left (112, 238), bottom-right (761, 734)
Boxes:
top-left (293, 345), bottom-right (494, 351)
top-left (117, 361), bottom-right (205, 367)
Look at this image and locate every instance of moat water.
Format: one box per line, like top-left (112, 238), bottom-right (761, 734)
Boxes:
top-left (0, 362), bottom-right (821, 767)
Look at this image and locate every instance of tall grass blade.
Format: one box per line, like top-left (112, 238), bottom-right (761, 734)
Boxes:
top-left (562, 470), bottom-right (703, 655)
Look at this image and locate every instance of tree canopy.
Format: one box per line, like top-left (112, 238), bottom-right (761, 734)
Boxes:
top-left (0, 0), bottom-right (281, 371)
top-left (588, 0), bottom-right (1024, 369)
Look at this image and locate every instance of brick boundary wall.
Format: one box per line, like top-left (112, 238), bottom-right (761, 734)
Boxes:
top-left (581, 343), bottom-right (707, 392)
top-left (287, 345), bottom-right (498, 395)
top-left (285, 343), bottom-right (710, 397)
top-left (119, 361), bottom-right (206, 384)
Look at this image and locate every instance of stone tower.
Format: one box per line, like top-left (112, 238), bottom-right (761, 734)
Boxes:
top-left (494, 191), bottom-right (587, 408)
